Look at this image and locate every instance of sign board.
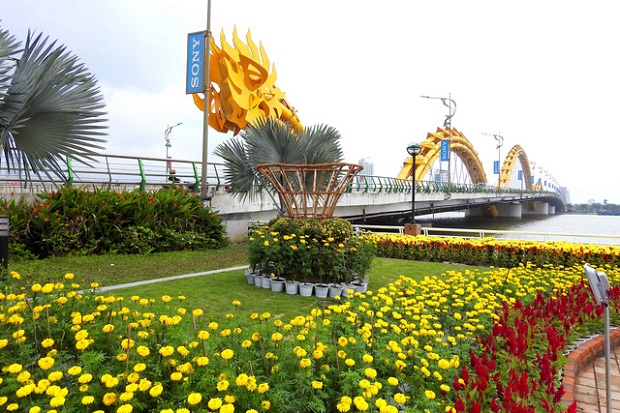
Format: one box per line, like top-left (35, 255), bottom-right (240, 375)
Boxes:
top-left (584, 264), bottom-right (610, 305)
top-left (518, 170), bottom-right (522, 181)
top-left (186, 31), bottom-right (205, 94)
top-left (493, 160), bottom-right (499, 174)
top-left (440, 139), bottom-right (449, 161)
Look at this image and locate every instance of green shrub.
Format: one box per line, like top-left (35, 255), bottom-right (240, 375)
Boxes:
top-left (0, 186), bottom-right (228, 259)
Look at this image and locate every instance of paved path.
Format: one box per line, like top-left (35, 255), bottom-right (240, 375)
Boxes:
top-left (565, 329), bottom-right (620, 412)
top-left (95, 265), bottom-right (248, 293)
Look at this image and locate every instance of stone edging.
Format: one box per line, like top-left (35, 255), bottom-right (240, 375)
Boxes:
top-left (562, 328), bottom-right (620, 406)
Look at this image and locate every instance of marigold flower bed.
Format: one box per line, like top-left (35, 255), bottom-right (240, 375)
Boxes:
top-left (0, 237), bottom-right (618, 412)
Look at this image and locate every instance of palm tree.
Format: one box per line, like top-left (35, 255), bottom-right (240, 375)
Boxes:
top-left (213, 117), bottom-right (344, 214)
top-left (0, 25), bottom-right (107, 184)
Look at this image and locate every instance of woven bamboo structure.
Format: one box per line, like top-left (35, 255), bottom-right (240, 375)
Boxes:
top-left (255, 162), bottom-right (363, 219)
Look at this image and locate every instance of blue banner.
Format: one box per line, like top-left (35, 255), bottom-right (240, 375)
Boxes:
top-left (186, 32), bottom-right (205, 94)
top-left (440, 139), bottom-right (449, 161)
top-left (493, 160), bottom-right (499, 174)
top-left (518, 170), bottom-right (522, 181)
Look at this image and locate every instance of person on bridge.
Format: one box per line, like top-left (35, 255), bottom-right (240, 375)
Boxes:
top-left (169, 169), bottom-right (181, 184)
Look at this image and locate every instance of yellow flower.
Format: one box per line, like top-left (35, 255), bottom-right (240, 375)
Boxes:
top-left (149, 384), bottom-right (163, 397)
top-left (221, 349), bottom-right (234, 360)
top-left (311, 380), bottom-right (323, 389)
top-left (103, 392), bottom-right (117, 406)
top-left (187, 392), bottom-right (202, 405)
top-left (208, 397), bottom-right (223, 410)
top-left (364, 368), bottom-right (377, 379)
top-left (299, 358), bottom-right (312, 368)
top-left (117, 404), bottom-right (133, 413)
top-left (8, 363), bottom-right (23, 373)
top-left (236, 373), bottom-right (249, 386)
top-left (38, 357), bottom-right (54, 370)
top-left (257, 383), bottom-right (270, 394)
top-left (217, 380), bottom-right (230, 391)
top-left (261, 400), bottom-right (271, 410)
top-left (425, 390), bottom-right (436, 400)
top-left (394, 393), bottom-right (407, 404)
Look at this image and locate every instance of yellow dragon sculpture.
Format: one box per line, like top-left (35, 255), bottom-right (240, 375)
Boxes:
top-left (192, 27), bottom-right (302, 134)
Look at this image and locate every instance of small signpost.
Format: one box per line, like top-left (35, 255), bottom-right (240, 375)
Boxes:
top-left (186, 31), bottom-right (205, 94)
top-left (584, 264), bottom-right (612, 413)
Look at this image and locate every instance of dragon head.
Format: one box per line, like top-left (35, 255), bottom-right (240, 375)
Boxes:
top-left (192, 27), bottom-right (302, 135)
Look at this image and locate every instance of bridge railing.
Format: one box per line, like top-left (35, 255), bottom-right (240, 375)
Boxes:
top-left (0, 154), bottom-right (228, 195)
top-left (352, 225), bottom-right (620, 245)
top-left (0, 154), bottom-right (563, 201)
top-left (350, 175), bottom-right (554, 197)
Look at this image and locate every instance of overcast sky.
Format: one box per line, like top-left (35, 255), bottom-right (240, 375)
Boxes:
top-left (2, 0), bottom-right (618, 204)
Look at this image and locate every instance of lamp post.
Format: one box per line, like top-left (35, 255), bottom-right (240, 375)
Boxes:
top-left (164, 122), bottom-right (182, 174)
top-left (482, 132), bottom-right (503, 186)
top-left (421, 94), bottom-right (456, 195)
top-left (407, 142), bottom-right (422, 224)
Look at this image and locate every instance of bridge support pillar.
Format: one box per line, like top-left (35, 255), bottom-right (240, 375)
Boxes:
top-left (522, 201), bottom-right (550, 216)
top-left (495, 203), bottom-right (522, 218)
top-left (404, 223), bottom-right (422, 236)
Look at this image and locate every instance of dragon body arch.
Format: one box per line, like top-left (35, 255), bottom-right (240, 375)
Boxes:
top-left (498, 144), bottom-right (533, 190)
top-left (397, 127), bottom-right (487, 185)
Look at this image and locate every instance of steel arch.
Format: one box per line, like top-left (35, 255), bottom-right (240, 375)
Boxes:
top-left (498, 144), bottom-right (533, 190)
top-left (397, 127), bottom-right (487, 185)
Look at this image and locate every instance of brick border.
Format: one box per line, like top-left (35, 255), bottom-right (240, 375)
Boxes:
top-left (562, 328), bottom-right (620, 406)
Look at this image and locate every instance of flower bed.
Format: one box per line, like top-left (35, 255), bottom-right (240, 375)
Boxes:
top-left (247, 218), bottom-right (375, 285)
top-left (372, 233), bottom-right (620, 268)
top-left (1, 238), bottom-right (619, 412)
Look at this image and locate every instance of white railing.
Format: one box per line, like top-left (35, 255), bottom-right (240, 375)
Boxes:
top-left (353, 225), bottom-right (620, 245)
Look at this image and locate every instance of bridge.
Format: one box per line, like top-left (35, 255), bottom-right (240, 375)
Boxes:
top-left (0, 126), bottom-right (566, 241)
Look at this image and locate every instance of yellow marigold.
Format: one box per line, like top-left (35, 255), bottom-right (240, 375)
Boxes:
top-left (170, 372), bottom-right (183, 381)
top-left (8, 363), bottom-right (23, 373)
top-left (47, 371), bottom-right (63, 381)
top-left (196, 356), bottom-right (209, 366)
top-left (235, 373), bottom-right (249, 386)
top-left (261, 400), bottom-right (271, 410)
top-left (257, 383), bottom-right (269, 394)
top-left (159, 346), bottom-right (174, 357)
top-left (187, 392), bottom-right (202, 405)
top-left (149, 384), bottom-right (163, 397)
top-left (208, 397), bottom-right (223, 410)
top-left (217, 380), bottom-right (229, 391)
top-left (103, 392), bottom-right (117, 406)
top-left (78, 373), bottom-right (93, 384)
top-left (394, 393), bottom-right (407, 404)
top-left (67, 366), bottom-right (82, 376)
top-left (221, 349), bottom-right (234, 360)
top-left (299, 358), bottom-right (312, 368)
top-left (38, 358), bottom-right (54, 370)
top-left (345, 358), bottom-right (355, 367)
top-left (138, 378), bottom-right (152, 391)
top-left (353, 396), bottom-right (369, 411)
top-left (311, 380), bottom-right (323, 389)
top-left (364, 368), bottom-right (377, 379)
top-left (28, 407), bottom-right (41, 413)
top-left (117, 404), bottom-right (133, 413)
top-left (425, 390), bottom-right (436, 400)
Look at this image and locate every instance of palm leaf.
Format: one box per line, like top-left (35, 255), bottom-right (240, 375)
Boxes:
top-left (0, 29), bottom-right (107, 183)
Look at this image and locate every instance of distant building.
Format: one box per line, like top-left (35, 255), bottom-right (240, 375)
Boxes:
top-left (357, 158), bottom-right (374, 185)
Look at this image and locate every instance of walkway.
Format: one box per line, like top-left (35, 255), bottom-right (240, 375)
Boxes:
top-left (564, 328), bottom-right (620, 412)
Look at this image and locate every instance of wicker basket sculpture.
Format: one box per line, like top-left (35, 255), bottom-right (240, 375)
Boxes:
top-left (255, 162), bottom-right (363, 219)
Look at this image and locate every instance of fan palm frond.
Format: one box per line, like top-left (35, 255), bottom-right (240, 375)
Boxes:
top-left (0, 29), bottom-right (107, 183)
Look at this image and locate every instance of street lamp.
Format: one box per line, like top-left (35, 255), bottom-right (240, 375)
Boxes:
top-left (482, 132), bottom-right (503, 186)
top-left (164, 122), bottom-right (182, 174)
top-left (421, 94), bottom-right (456, 195)
top-left (407, 141), bottom-right (422, 224)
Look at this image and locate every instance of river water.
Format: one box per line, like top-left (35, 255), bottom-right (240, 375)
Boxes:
top-left (416, 213), bottom-right (620, 246)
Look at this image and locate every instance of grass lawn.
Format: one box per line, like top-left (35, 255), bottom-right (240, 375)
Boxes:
top-left (8, 245), bottom-right (489, 321)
